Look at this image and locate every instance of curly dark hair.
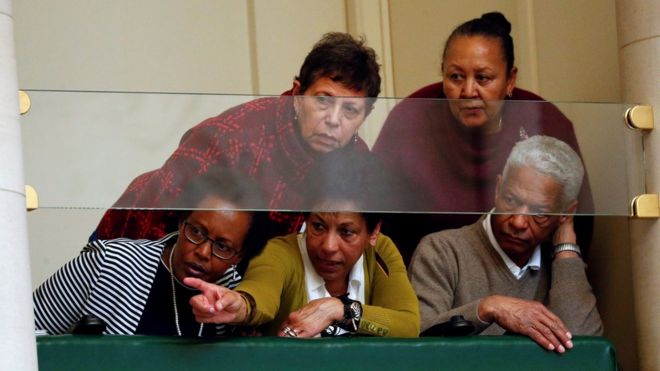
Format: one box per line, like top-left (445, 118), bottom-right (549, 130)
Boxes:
top-left (296, 32), bottom-right (381, 108)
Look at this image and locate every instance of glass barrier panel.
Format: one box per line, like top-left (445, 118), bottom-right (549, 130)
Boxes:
top-left (21, 91), bottom-right (644, 217)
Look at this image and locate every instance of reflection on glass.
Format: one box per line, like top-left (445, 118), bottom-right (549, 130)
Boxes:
top-left (22, 91), bottom-right (643, 218)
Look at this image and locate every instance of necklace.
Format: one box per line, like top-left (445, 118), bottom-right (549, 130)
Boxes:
top-left (168, 243), bottom-right (204, 337)
top-left (483, 116), bottom-right (503, 135)
top-left (491, 116), bottom-right (503, 133)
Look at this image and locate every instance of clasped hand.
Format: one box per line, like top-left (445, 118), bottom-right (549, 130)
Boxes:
top-left (278, 297), bottom-right (344, 338)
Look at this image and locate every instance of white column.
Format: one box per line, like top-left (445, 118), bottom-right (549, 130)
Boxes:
top-left (616, 1), bottom-right (660, 370)
top-left (0, 0), bottom-right (38, 370)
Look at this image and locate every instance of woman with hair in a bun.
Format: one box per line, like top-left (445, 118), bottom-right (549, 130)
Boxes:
top-left (373, 12), bottom-right (593, 264)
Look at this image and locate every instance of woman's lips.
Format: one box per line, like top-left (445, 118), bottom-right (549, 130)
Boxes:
top-left (459, 106), bottom-right (485, 114)
top-left (185, 263), bottom-right (207, 278)
top-left (314, 133), bottom-right (339, 147)
top-left (315, 258), bottom-right (342, 273)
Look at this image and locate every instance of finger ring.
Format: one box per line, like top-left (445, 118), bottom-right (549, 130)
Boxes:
top-left (283, 326), bottom-right (297, 337)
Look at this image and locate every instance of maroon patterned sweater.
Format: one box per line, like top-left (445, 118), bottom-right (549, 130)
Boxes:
top-left (96, 93), bottom-right (368, 241)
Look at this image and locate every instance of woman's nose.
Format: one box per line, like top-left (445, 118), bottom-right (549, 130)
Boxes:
top-left (194, 240), bottom-right (213, 260)
top-left (325, 105), bottom-right (341, 127)
top-left (460, 78), bottom-right (479, 98)
top-left (321, 233), bottom-right (340, 254)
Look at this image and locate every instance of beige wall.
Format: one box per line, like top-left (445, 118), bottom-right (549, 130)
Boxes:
top-left (15, 0), bottom-right (352, 95)
top-left (252, 0), bottom-right (347, 94)
top-left (533, 1), bottom-right (621, 102)
top-left (16, 1), bottom-right (254, 93)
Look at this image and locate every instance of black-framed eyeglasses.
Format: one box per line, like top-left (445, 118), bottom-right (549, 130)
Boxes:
top-left (182, 221), bottom-right (239, 260)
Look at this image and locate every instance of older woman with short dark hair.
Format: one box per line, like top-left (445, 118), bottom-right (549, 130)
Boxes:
top-left (95, 32), bottom-right (382, 244)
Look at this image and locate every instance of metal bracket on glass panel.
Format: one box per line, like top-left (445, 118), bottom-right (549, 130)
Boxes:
top-left (625, 105), bottom-right (654, 130)
top-left (26, 185), bottom-right (39, 211)
top-left (631, 194), bottom-right (659, 218)
top-left (19, 90), bottom-right (31, 115)
top-left (626, 105), bottom-right (655, 218)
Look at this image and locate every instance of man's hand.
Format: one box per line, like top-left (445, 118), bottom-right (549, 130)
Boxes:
top-left (278, 297), bottom-right (344, 338)
top-left (184, 277), bottom-right (246, 324)
top-left (553, 215), bottom-right (577, 245)
top-left (553, 215), bottom-right (580, 260)
top-left (479, 295), bottom-right (573, 353)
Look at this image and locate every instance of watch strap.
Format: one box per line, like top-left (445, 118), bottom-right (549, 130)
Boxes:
top-left (553, 243), bottom-right (581, 257)
top-left (335, 296), bottom-right (362, 333)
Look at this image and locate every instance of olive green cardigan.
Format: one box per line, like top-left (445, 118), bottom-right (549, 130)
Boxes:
top-left (236, 233), bottom-right (420, 337)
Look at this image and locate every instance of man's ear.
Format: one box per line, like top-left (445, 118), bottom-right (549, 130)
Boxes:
top-left (558, 200), bottom-right (578, 223)
top-left (494, 174), bottom-right (503, 204)
top-left (369, 221), bottom-right (382, 247)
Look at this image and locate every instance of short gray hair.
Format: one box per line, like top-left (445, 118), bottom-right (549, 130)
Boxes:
top-left (503, 136), bottom-right (584, 208)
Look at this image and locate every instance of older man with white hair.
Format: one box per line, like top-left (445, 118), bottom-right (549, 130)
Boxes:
top-left (409, 135), bottom-right (603, 353)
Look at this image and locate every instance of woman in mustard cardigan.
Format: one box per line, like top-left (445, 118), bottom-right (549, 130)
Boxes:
top-left (186, 150), bottom-right (420, 337)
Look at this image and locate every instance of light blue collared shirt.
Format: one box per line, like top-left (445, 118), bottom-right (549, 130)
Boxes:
top-left (483, 212), bottom-right (541, 280)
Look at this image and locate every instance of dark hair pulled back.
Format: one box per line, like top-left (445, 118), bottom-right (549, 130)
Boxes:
top-left (443, 12), bottom-right (515, 75)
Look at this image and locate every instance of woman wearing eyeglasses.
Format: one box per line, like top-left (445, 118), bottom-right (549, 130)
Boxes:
top-left (33, 168), bottom-right (266, 337)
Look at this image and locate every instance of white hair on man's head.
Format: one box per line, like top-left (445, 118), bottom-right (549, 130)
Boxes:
top-left (503, 135), bottom-right (584, 208)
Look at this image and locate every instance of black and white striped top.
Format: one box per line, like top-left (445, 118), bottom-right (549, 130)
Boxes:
top-left (33, 232), bottom-right (240, 335)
